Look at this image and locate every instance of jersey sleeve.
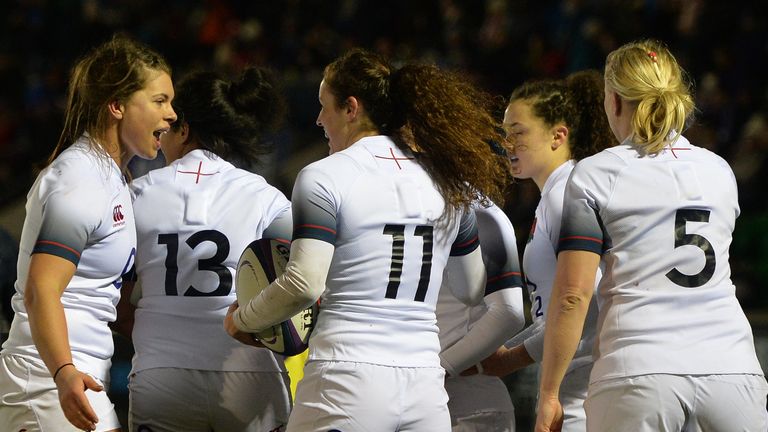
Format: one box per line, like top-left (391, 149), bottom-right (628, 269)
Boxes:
top-left (33, 163), bottom-right (104, 265)
top-left (450, 208), bottom-right (480, 256)
top-left (262, 206), bottom-right (293, 243)
top-left (476, 205), bottom-right (524, 294)
top-left (290, 166), bottom-right (339, 245)
top-left (440, 288), bottom-right (524, 376)
top-left (557, 157), bottom-right (614, 255)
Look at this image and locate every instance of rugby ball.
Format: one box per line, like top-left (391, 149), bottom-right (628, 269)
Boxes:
top-left (236, 238), bottom-right (317, 356)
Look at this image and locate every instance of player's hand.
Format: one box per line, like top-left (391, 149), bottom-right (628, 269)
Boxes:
top-left (54, 365), bottom-right (101, 431)
top-left (534, 395), bottom-right (564, 432)
top-left (460, 346), bottom-right (512, 377)
top-left (224, 302), bottom-right (265, 348)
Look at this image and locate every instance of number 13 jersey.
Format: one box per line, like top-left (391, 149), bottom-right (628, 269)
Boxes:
top-left (292, 136), bottom-right (480, 367)
top-left (130, 150), bottom-right (291, 373)
top-left (560, 135), bottom-right (763, 381)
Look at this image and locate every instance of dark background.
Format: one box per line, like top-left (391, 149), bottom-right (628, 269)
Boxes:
top-left (1, 1), bottom-right (767, 429)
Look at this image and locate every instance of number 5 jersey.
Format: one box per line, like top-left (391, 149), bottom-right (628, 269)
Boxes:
top-left (559, 134), bottom-right (763, 382)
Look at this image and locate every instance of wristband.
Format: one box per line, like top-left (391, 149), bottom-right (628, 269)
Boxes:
top-left (53, 362), bottom-right (74, 381)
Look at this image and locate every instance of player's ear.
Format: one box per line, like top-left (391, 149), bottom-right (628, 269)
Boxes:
top-left (108, 100), bottom-right (124, 120)
top-left (345, 96), bottom-right (361, 120)
top-left (612, 91), bottom-right (622, 117)
top-left (552, 124), bottom-right (569, 150)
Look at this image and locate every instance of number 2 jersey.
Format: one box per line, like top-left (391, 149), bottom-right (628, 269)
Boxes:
top-left (2, 137), bottom-right (136, 381)
top-left (130, 149), bottom-right (291, 373)
top-left (292, 135), bottom-right (480, 368)
top-left (560, 135), bottom-right (763, 382)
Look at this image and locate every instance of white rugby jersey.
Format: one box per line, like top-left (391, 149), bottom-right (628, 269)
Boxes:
top-left (130, 149), bottom-right (291, 373)
top-left (437, 202), bottom-right (524, 375)
top-left (522, 160), bottom-right (598, 373)
top-left (560, 135), bottom-right (764, 381)
top-left (2, 137), bottom-right (135, 380)
top-left (292, 135), bottom-right (480, 367)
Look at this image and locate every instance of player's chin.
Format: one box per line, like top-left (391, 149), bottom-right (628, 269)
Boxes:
top-left (134, 143), bottom-right (161, 161)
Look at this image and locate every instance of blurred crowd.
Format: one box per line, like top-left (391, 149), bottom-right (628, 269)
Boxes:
top-left (1, 0), bottom-right (768, 307)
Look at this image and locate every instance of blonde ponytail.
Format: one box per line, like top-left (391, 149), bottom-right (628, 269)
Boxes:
top-left (605, 39), bottom-right (695, 154)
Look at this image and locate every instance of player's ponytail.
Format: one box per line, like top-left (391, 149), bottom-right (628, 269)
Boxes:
top-left (604, 39), bottom-right (695, 155)
top-left (324, 49), bottom-right (509, 210)
top-left (389, 63), bottom-right (509, 209)
top-left (564, 70), bottom-right (616, 160)
top-left (172, 66), bottom-right (286, 166)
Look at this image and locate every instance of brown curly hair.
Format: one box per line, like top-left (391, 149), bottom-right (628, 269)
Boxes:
top-left (509, 70), bottom-right (615, 161)
top-left (324, 49), bottom-right (510, 210)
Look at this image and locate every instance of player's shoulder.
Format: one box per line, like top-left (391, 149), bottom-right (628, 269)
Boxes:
top-left (43, 140), bottom-right (118, 197)
top-left (297, 152), bottom-right (361, 188)
top-left (473, 200), bottom-right (509, 225)
top-left (129, 163), bottom-right (174, 198)
top-left (580, 144), bottom-right (629, 169)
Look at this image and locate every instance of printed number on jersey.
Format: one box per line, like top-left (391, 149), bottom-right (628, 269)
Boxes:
top-left (383, 224), bottom-right (433, 302)
top-left (665, 209), bottom-right (715, 288)
top-left (158, 230), bottom-right (232, 296)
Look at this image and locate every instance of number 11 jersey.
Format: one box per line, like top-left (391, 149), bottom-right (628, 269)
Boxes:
top-left (292, 135), bottom-right (480, 368)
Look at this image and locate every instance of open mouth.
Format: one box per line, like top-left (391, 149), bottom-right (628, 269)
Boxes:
top-left (153, 129), bottom-right (167, 139)
top-left (153, 128), bottom-right (169, 144)
top-left (509, 155), bottom-right (519, 162)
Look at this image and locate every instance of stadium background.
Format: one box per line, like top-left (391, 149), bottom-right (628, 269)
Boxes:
top-left (1, 1), bottom-right (767, 429)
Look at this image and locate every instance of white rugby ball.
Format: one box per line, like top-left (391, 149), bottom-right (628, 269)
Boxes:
top-left (236, 238), bottom-right (317, 356)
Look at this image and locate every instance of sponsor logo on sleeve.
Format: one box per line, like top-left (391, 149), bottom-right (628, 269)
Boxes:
top-left (113, 204), bottom-right (126, 227)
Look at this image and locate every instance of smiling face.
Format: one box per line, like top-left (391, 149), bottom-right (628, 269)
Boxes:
top-left (118, 68), bottom-right (177, 161)
top-left (502, 99), bottom-right (559, 184)
top-left (316, 79), bottom-right (351, 155)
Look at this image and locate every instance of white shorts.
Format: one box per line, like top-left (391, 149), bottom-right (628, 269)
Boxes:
top-left (559, 364), bottom-right (590, 431)
top-left (287, 360), bottom-right (450, 432)
top-left (445, 374), bottom-right (515, 432)
top-left (585, 373), bottom-right (768, 432)
top-left (0, 353), bottom-right (120, 432)
top-left (128, 367), bottom-right (291, 432)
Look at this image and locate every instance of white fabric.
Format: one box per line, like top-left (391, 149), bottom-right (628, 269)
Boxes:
top-left (2, 137), bottom-right (134, 381)
top-left (130, 149), bottom-right (291, 373)
top-left (584, 373), bottom-right (768, 432)
top-left (287, 360), bottom-right (450, 432)
top-left (128, 367), bottom-right (291, 432)
top-left (520, 160), bottom-right (598, 374)
top-left (438, 203), bottom-right (525, 378)
top-left (0, 353), bottom-right (120, 432)
top-left (281, 135), bottom-right (482, 368)
top-left (561, 136), bottom-right (764, 381)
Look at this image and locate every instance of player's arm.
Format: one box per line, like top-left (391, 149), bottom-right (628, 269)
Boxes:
top-left (230, 237), bottom-right (332, 333)
top-left (441, 288), bottom-right (524, 377)
top-left (536, 250), bottom-right (599, 431)
top-left (464, 322), bottom-right (538, 377)
top-left (27, 180), bottom-right (104, 430)
top-left (443, 208), bottom-right (485, 306)
top-left (25, 253), bottom-right (102, 431)
top-left (441, 205), bottom-right (526, 376)
top-left (229, 166), bottom-right (336, 334)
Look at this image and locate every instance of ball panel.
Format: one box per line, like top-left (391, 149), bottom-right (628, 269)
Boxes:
top-left (235, 238), bottom-right (317, 357)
